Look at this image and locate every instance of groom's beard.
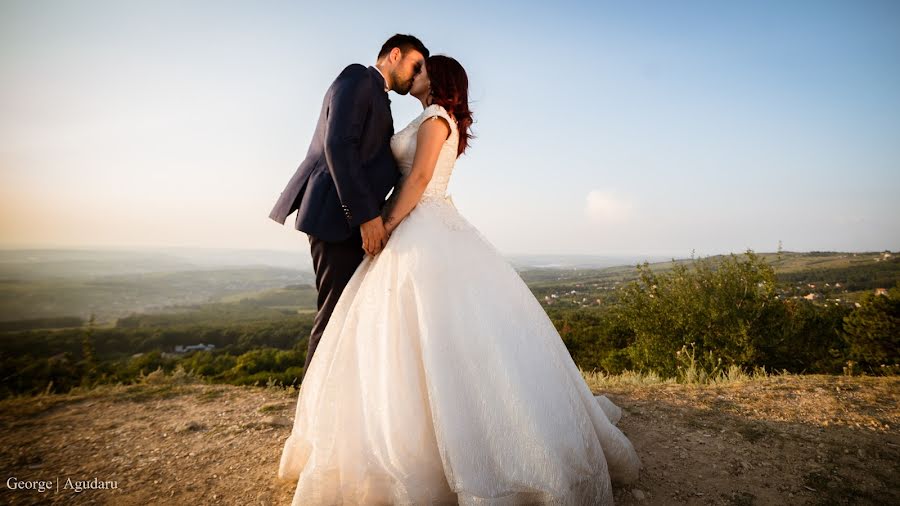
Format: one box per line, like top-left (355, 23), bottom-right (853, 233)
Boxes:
top-left (391, 70), bottom-right (413, 95)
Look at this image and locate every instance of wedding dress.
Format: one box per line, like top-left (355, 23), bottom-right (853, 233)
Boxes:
top-left (277, 104), bottom-right (642, 505)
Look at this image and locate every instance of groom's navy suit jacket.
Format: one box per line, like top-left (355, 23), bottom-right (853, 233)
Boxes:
top-left (268, 65), bottom-right (400, 242)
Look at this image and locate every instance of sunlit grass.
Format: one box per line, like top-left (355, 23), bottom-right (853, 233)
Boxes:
top-left (579, 361), bottom-right (792, 391)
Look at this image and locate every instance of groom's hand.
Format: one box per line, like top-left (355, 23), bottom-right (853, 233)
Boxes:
top-left (360, 216), bottom-right (387, 256)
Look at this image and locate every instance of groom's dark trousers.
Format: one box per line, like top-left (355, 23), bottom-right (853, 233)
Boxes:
top-left (305, 229), bottom-right (364, 375)
top-left (267, 63), bottom-right (399, 381)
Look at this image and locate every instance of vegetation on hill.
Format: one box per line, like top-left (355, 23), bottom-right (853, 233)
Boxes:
top-left (551, 251), bottom-right (898, 380)
top-left (1, 250), bottom-right (897, 400)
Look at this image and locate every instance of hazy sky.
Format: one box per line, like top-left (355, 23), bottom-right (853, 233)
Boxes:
top-left (1, 0), bottom-right (898, 257)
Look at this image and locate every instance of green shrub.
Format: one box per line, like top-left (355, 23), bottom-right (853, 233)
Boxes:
top-left (842, 282), bottom-right (900, 373)
top-left (611, 250), bottom-right (784, 378)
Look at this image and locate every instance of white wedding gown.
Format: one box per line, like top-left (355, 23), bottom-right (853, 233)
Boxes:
top-left (277, 104), bottom-right (642, 505)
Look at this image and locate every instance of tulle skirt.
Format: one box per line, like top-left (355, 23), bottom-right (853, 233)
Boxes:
top-left (277, 195), bottom-right (641, 505)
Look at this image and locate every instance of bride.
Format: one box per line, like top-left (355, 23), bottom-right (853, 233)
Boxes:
top-left (277, 55), bottom-right (642, 505)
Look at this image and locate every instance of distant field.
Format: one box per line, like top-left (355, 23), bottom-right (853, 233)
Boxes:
top-left (0, 249), bottom-right (895, 329)
top-left (0, 268), bottom-right (313, 324)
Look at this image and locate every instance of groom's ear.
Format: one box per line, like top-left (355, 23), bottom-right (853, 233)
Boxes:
top-left (388, 47), bottom-right (402, 65)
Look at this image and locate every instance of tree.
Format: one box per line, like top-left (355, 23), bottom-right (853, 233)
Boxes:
top-left (80, 313), bottom-right (99, 384)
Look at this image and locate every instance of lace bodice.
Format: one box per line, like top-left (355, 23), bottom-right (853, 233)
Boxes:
top-left (388, 103), bottom-right (459, 202)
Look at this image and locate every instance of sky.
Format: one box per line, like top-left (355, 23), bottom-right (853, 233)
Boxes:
top-left (1, 0), bottom-right (898, 258)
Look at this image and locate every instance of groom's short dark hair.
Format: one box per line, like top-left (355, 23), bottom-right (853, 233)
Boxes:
top-left (378, 34), bottom-right (429, 60)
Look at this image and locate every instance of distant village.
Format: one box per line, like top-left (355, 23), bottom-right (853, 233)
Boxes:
top-left (788, 251), bottom-right (894, 308)
top-left (132, 343), bottom-right (217, 359)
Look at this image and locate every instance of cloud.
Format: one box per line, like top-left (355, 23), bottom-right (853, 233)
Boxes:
top-left (585, 189), bottom-right (634, 224)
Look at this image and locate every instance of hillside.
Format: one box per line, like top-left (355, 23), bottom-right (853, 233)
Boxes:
top-left (1, 371), bottom-right (897, 505)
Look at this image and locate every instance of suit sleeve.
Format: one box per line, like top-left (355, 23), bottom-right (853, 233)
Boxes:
top-left (323, 68), bottom-right (380, 227)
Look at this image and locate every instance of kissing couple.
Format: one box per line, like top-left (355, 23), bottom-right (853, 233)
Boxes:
top-left (269, 33), bottom-right (641, 505)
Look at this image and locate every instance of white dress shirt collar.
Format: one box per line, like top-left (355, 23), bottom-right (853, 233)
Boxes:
top-left (373, 65), bottom-right (390, 92)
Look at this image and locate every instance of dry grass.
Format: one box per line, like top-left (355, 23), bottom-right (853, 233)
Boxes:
top-left (581, 369), bottom-right (899, 505)
top-left (1, 367), bottom-right (897, 505)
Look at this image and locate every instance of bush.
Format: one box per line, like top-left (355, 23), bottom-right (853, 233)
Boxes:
top-left (611, 250), bottom-right (785, 377)
top-left (842, 282), bottom-right (900, 373)
top-left (765, 298), bottom-right (851, 373)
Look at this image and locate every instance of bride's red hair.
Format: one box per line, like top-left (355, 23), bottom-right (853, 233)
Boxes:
top-left (427, 55), bottom-right (474, 157)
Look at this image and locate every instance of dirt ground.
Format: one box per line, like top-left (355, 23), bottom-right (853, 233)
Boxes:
top-left (0, 373), bottom-right (897, 505)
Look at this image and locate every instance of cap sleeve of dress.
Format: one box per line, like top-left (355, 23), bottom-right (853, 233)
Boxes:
top-left (422, 104), bottom-right (456, 134)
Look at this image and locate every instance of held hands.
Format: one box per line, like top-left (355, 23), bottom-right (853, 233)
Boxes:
top-left (360, 215), bottom-right (401, 256)
top-left (359, 216), bottom-right (387, 256)
top-left (360, 211), bottom-right (402, 257)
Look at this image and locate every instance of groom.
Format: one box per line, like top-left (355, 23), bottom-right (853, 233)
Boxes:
top-left (269, 34), bottom-right (429, 378)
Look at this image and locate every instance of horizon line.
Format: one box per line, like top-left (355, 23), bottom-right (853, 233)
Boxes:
top-left (0, 243), bottom-right (896, 258)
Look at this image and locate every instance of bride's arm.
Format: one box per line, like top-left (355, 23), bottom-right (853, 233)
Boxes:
top-left (382, 116), bottom-right (451, 235)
